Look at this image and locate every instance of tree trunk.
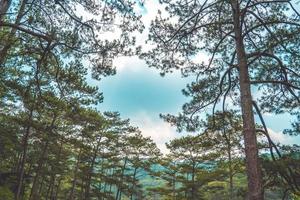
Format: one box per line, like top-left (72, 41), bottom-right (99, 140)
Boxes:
top-left (223, 128), bottom-right (234, 199)
top-left (0, 0), bottom-right (11, 22)
top-left (0, 0), bottom-right (27, 66)
top-left (30, 115), bottom-right (57, 200)
top-left (69, 148), bottom-right (82, 200)
top-left (29, 140), bottom-right (49, 199)
top-left (172, 172), bottom-right (176, 200)
top-left (85, 139), bottom-right (101, 200)
top-left (231, 1), bottom-right (263, 199)
top-left (228, 146), bottom-right (234, 199)
top-left (130, 167), bottom-right (138, 200)
top-left (115, 157), bottom-right (127, 200)
top-left (15, 108), bottom-right (34, 200)
top-left (38, 174), bottom-right (45, 196)
top-left (54, 177), bottom-right (62, 200)
top-left (191, 163), bottom-right (196, 200)
top-left (46, 179), bottom-right (52, 200)
top-left (48, 140), bottom-right (64, 200)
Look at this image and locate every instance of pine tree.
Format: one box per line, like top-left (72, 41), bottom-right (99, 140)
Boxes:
top-left (143, 1), bottom-right (300, 199)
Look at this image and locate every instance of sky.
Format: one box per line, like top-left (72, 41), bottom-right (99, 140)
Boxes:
top-left (89, 1), bottom-right (299, 153)
top-left (96, 57), bottom-right (192, 153)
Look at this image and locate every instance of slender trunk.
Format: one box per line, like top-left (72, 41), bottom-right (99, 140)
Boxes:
top-left (231, 1), bottom-right (263, 199)
top-left (49, 140), bottom-right (64, 200)
top-left (69, 148), bottom-right (82, 200)
top-left (85, 139), bottom-right (101, 200)
top-left (109, 169), bottom-right (113, 193)
top-left (0, 0), bottom-right (28, 66)
top-left (85, 145), bottom-right (99, 200)
top-left (103, 182), bottom-right (107, 196)
top-left (13, 152), bottom-right (22, 173)
top-left (49, 177), bottom-right (55, 200)
top-left (46, 179), bottom-right (52, 200)
top-left (15, 108), bottom-right (33, 200)
top-left (130, 167), bottom-right (138, 200)
top-left (80, 179), bottom-right (84, 200)
top-left (54, 177), bottom-right (62, 200)
top-left (116, 157), bottom-right (127, 200)
top-left (224, 128), bottom-right (234, 198)
top-left (184, 173), bottom-right (188, 198)
top-left (30, 115), bottom-right (57, 200)
top-left (38, 175), bottom-right (45, 195)
top-left (46, 167), bottom-right (56, 200)
top-left (118, 191), bottom-right (122, 200)
top-left (228, 147), bottom-right (233, 199)
top-left (0, 0), bottom-right (11, 21)
top-left (29, 140), bottom-right (49, 199)
top-left (172, 172), bottom-right (176, 200)
top-left (191, 163), bottom-right (196, 200)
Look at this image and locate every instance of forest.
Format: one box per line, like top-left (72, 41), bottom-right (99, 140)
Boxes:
top-left (0, 0), bottom-right (300, 199)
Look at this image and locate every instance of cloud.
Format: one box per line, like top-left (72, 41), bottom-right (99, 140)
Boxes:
top-left (130, 111), bottom-right (179, 154)
top-left (113, 56), bottom-right (146, 72)
top-left (267, 128), bottom-right (298, 145)
top-left (98, 1), bottom-right (165, 73)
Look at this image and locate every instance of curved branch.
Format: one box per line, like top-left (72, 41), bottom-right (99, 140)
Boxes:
top-left (245, 0), bottom-right (290, 9)
top-left (0, 22), bottom-right (52, 42)
top-left (253, 101), bottom-right (300, 192)
top-left (211, 65), bottom-right (236, 124)
top-left (196, 30), bottom-right (234, 83)
top-left (242, 20), bottom-right (300, 39)
top-left (245, 10), bottom-right (299, 55)
top-left (250, 80), bottom-right (300, 90)
top-left (247, 51), bottom-right (300, 78)
top-left (166, 0), bottom-right (222, 43)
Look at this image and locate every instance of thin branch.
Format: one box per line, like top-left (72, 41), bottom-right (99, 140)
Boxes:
top-left (250, 80), bottom-right (300, 90)
top-left (196, 30), bottom-right (234, 83)
top-left (253, 101), bottom-right (300, 192)
top-left (0, 22), bottom-right (52, 42)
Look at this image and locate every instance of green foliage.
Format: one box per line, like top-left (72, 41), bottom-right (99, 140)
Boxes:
top-left (0, 186), bottom-right (14, 200)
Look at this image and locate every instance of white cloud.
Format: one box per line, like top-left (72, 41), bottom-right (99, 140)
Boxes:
top-left (113, 56), bottom-right (146, 72)
top-left (267, 128), bottom-right (297, 145)
top-left (130, 111), bottom-right (179, 154)
top-left (97, 1), bottom-right (165, 72)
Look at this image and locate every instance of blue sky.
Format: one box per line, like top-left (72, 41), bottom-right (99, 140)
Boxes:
top-left (97, 59), bottom-right (190, 117)
top-left (91, 55), bottom-right (299, 153)
top-left (94, 56), bottom-right (193, 152)
top-left (88, 1), bottom-right (299, 152)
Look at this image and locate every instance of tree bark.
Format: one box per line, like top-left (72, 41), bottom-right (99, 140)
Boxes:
top-left (84, 138), bottom-right (101, 200)
top-left (69, 148), bottom-right (82, 200)
top-left (0, 0), bottom-right (27, 66)
top-left (54, 177), bottom-right (62, 200)
top-left (49, 140), bottom-right (64, 200)
top-left (191, 162), bottom-right (196, 200)
top-left (29, 140), bottom-right (49, 199)
top-left (172, 172), bottom-right (176, 200)
top-left (29, 114), bottom-right (57, 200)
top-left (0, 0), bottom-right (11, 22)
top-left (115, 157), bottom-right (127, 200)
top-left (15, 107), bottom-right (34, 200)
top-left (228, 146), bottom-right (234, 199)
top-left (231, 1), bottom-right (263, 199)
top-left (223, 128), bottom-right (234, 199)
top-left (130, 167), bottom-right (138, 200)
